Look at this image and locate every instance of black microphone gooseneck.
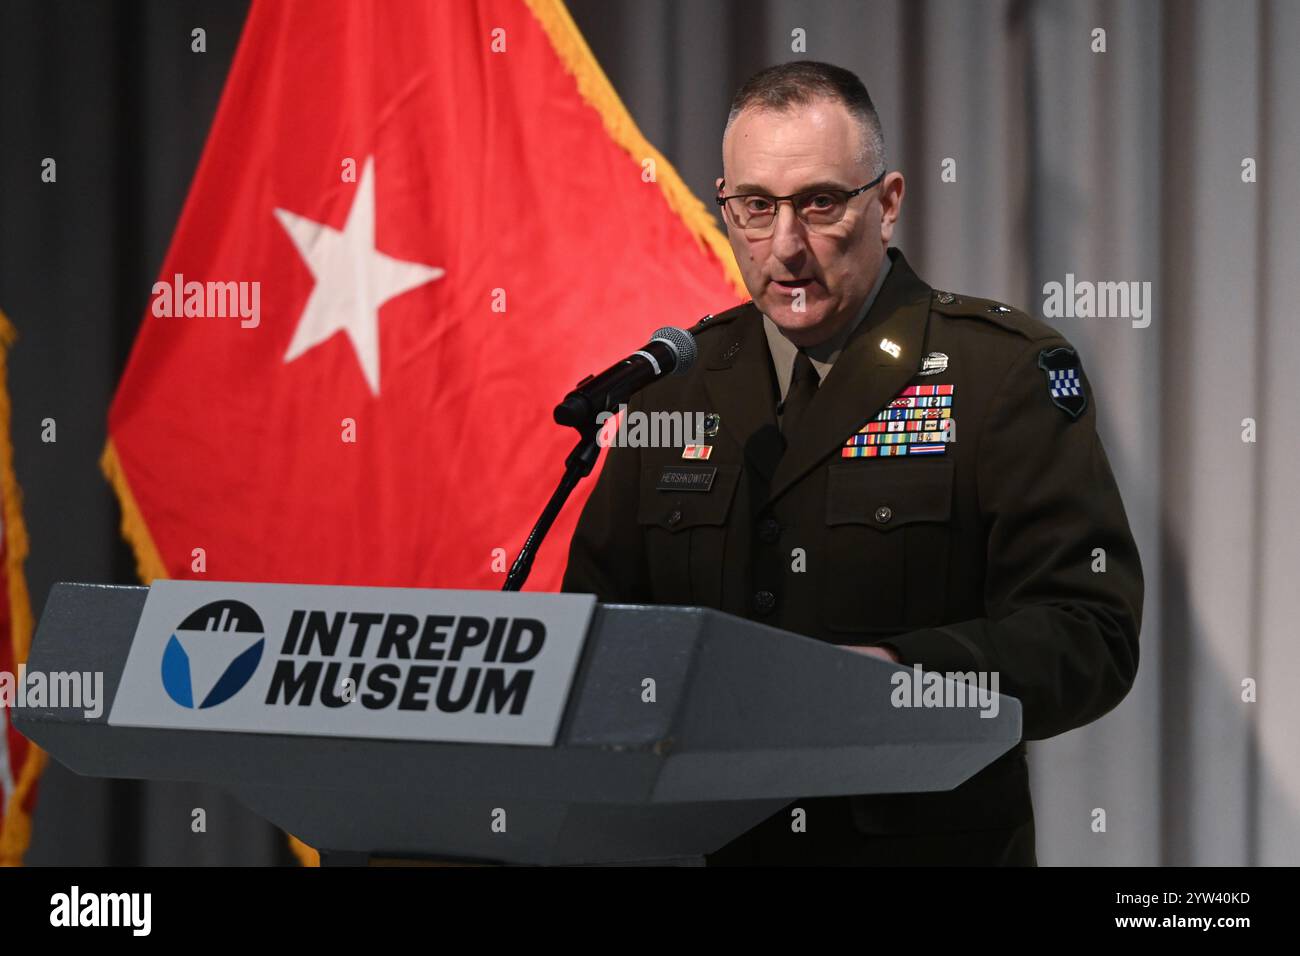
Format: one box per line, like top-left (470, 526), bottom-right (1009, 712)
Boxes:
top-left (502, 322), bottom-right (706, 591)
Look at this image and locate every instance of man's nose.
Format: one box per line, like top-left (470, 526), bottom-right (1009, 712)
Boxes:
top-left (770, 202), bottom-right (808, 260)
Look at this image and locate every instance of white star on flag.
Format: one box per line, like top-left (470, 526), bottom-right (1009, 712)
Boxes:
top-left (274, 157), bottom-right (444, 395)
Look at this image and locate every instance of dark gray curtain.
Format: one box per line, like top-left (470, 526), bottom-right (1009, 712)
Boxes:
top-left (3, 0), bottom-right (1297, 866)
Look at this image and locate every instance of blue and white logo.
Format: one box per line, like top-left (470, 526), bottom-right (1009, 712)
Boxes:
top-left (160, 600), bottom-right (265, 708)
top-left (1037, 347), bottom-right (1088, 419)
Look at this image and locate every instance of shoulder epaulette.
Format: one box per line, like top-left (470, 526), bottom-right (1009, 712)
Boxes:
top-left (688, 301), bottom-right (755, 336)
top-left (929, 290), bottom-right (1060, 343)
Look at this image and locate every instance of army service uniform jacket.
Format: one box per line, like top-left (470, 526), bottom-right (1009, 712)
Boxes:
top-left (561, 248), bottom-right (1143, 865)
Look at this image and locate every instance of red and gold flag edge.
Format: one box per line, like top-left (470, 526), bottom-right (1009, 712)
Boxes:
top-left (0, 311), bottom-right (45, 866)
top-left (99, 440), bottom-right (168, 585)
top-left (522, 0), bottom-right (747, 298)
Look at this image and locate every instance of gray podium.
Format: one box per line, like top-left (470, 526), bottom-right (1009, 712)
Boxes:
top-left (16, 582), bottom-right (1021, 866)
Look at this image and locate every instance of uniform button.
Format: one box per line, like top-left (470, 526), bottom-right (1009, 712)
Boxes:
top-left (667, 509), bottom-right (683, 527)
top-left (758, 517), bottom-right (781, 543)
top-left (874, 505), bottom-right (893, 524)
top-left (753, 590), bottom-right (776, 614)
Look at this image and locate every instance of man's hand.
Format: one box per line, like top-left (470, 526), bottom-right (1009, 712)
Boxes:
top-left (844, 644), bottom-right (901, 663)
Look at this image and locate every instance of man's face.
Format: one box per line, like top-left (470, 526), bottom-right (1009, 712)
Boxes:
top-left (719, 98), bottom-right (903, 348)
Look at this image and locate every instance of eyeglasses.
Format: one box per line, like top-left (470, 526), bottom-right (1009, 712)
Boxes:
top-left (716, 170), bottom-right (886, 235)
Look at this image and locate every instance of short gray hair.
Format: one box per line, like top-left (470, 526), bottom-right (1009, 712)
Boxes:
top-left (724, 60), bottom-right (886, 174)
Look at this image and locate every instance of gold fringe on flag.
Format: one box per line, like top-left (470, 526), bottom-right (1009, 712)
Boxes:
top-left (523, 0), bottom-right (748, 299)
top-left (0, 311), bottom-right (44, 867)
top-left (99, 440), bottom-right (168, 584)
top-left (287, 833), bottom-right (320, 867)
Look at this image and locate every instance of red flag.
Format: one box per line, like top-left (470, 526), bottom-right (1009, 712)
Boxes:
top-left (0, 312), bottom-right (41, 866)
top-left (104, 0), bottom-right (741, 590)
top-left (102, 1), bottom-right (742, 863)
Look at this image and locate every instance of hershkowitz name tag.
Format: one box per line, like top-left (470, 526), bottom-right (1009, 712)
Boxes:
top-left (657, 465), bottom-right (717, 491)
top-left (108, 581), bottom-right (596, 746)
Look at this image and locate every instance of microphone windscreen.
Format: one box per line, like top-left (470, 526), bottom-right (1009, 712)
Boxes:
top-left (649, 326), bottom-right (698, 376)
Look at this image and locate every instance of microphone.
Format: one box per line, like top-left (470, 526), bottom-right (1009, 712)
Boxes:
top-left (506, 319), bottom-right (715, 591)
top-left (553, 325), bottom-right (699, 430)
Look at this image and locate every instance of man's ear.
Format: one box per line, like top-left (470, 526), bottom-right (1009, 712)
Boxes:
top-left (715, 176), bottom-right (725, 193)
top-left (879, 171), bottom-right (905, 243)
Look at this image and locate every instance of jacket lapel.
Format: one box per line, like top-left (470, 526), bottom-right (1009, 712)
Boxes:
top-left (766, 250), bottom-right (934, 505)
top-left (701, 305), bottom-right (784, 485)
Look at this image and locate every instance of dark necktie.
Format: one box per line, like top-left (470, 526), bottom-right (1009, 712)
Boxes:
top-left (781, 349), bottom-right (819, 438)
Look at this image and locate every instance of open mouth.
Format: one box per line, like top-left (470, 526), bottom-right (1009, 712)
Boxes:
top-left (773, 277), bottom-right (814, 290)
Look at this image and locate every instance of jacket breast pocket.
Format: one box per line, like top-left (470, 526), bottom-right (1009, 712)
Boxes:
top-left (819, 459), bottom-right (954, 635)
top-left (637, 463), bottom-right (741, 607)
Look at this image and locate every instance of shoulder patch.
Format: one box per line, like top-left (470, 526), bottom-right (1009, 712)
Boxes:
top-left (930, 290), bottom-right (1059, 343)
top-left (1037, 346), bottom-right (1088, 419)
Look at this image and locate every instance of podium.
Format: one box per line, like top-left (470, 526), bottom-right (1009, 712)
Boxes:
top-left (15, 582), bottom-right (1021, 865)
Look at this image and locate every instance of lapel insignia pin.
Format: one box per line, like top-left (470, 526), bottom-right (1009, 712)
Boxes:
top-left (702, 412), bottom-right (721, 437)
top-left (879, 338), bottom-right (901, 359)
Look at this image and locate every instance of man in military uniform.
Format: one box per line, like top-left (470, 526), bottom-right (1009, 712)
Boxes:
top-left (561, 61), bottom-right (1142, 865)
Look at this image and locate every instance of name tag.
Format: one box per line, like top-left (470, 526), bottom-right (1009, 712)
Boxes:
top-left (657, 465), bottom-right (717, 492)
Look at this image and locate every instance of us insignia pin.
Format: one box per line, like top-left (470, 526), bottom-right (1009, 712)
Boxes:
top-left (1038, 347), bottom-right (1087, 419)
top-left (682, 444), bottom-right (712, 460)
top-left (918, 351), bottom-right (949, 376)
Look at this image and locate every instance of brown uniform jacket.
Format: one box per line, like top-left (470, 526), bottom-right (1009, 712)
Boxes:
top-left (561, 247), bottom-right (1143, 864)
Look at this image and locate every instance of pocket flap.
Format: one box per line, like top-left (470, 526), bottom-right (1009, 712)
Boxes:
top-left (638, 463), bottom-right (742, 532)
top-left (826, 459), bottom-right (954, 530)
